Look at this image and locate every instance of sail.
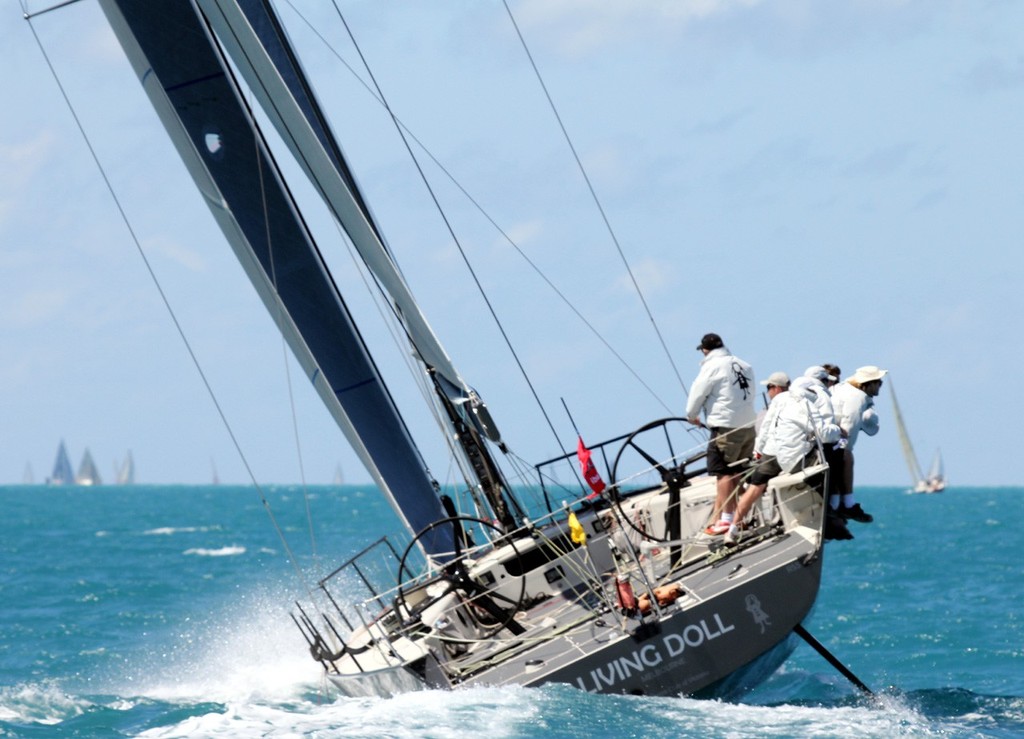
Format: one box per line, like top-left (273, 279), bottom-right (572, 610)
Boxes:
top-left (922, 448), bottom-right (945, 492)
top-left (98, 0), bottom-right (451, 551)
top-left (76, 448), bottom-right (102, 486)
top-left (116, 451), bottom-right (135, 485)
top-left (196, 0), bottom-right (517, 527)
top-left (50, 440), bottom-right (74, 485)
top-left (888, 380), bottom-right (924, 487)
top-left (195, 1), bottom-right (490, 425)
top-left (927, 449), bottom-right (943, 480)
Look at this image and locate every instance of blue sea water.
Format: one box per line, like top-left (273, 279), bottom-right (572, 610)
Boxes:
top-left (1, 483), bottom-right (1021, 738)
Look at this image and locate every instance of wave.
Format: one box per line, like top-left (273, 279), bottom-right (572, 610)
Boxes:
top-left (117, 684), bottom-right (1024, 739)
top-left (144, 526), bottom-right (223, 536)
top-left (0, 681), bottom-right (94, 726)
top-left (182, 546), bottom-right (246, 557)
top-left (107, 583), bottom-right (315, 706)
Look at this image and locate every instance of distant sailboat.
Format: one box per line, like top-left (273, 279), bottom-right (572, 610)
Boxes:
top-left (49, 440), bottom-right (74, 485)
top-left (116, 451), bottom-right (136, 485)
top-left (919, 449), bottom-right (945, 494)
top-left (75, 448), bottom-right (102, 486)
top-left (23, 462), bottom-right (34, 485)
top-left (890, 381), bottom-right (945, 493)
top-left (332, 464), bottom-right (344, 486)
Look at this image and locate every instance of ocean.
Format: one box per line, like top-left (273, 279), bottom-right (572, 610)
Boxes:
top-left (1, 483), bottom-right (1021, 738)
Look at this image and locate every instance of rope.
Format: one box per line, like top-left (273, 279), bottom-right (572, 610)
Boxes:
top-left (26, 7), bottom-right (312, 592)
top-left (280, 0), bottom-right (676, 418)
top-left (323, 2), bottom-right (571, 467)
top-left (503, 1), bottom-right (690, 399)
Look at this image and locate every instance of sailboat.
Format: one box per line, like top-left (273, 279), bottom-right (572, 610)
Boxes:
top-left (48, 440), bottom-right (74, 486)
top-left (75, 448), bottom-right (102, 486)
top-left (918, 449), bottom-right (945, 494)
top-left (890, 381), bottom-right (945, 494)
top-left (87, 0), bottom-right (836, 700)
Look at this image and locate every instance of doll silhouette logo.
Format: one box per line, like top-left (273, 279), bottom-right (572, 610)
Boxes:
top-left (732, 361), bottom-right (752, 400)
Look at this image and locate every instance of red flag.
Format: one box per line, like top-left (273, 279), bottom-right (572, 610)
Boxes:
top-left (577, 436), bottom-right (606, 498)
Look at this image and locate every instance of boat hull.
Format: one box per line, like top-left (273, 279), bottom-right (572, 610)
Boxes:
top-left (472, 538), bottom-right (821, 697)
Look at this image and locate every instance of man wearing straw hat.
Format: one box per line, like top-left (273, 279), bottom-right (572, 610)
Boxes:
top-left (831, 365), bottom-right (888, 523)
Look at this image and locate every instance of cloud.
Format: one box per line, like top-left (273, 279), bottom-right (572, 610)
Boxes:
top-left (964, 55), bottom-right (1024, 94)
top-left (514, 0), bottom-right (765, 56)
top-left (146, 234), bottom-right (208, 273)
top-left (615, 256), bottom-right (676, 295)
top-left (2, 287), bottom-right (71, 329)
top-left (501, 219), bottom-right (544, 249)
top-left (843, 142), bottom-right (914, 178)
top-left (0, 132), bottom-right (56, 194)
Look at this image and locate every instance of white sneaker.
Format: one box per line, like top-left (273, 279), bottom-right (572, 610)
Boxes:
top-left (724, 525), bottom-right (740, 545)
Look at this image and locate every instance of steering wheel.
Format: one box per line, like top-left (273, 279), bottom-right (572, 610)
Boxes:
top-left (607, 417), bottom-right (705, 543)
top-left (395, 516), bottom-right (527, 640)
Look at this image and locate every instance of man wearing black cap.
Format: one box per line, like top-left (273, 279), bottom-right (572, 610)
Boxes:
top-left (686, 333), bottom-right (756, 535)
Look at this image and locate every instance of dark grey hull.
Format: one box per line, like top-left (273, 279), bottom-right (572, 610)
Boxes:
top-left (472, 534), bottom-right (822, 697)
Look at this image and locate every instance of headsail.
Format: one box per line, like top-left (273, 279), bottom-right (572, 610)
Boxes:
top-left (195, 0), bottom-right (517, 528)
top-left (116, 451), bottom-right (136, 485)
top-left (888, 380), bottom-right (925, 488)
top-left (98, 0), bottom-right (452, 550)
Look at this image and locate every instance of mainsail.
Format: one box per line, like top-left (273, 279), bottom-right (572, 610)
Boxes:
top-left (76, 448), bottom-right (102, 486)
top-left (195, 0), bottom-right (517, 528)
top-left (98, 0), bottom-right (454, 549)
top-left (50, 440), bottom-right (74, 485)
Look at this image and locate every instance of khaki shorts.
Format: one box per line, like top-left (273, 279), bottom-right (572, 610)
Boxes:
top-left (707, 427), bottom-right (755, 476)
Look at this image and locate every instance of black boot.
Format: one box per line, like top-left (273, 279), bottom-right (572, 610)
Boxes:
top-left (841, 503), bottom-right (873, 523)
top-left (825, 510), bottom-right (854, 541)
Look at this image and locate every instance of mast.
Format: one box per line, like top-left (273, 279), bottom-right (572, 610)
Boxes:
top-left (98, 0), bottom-right (456, 551)
top-left (196, 0), bottom-right (520, 528)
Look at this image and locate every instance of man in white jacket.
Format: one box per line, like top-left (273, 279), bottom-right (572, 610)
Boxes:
top-left (830, 365), bottom-right (887, 523)
top-left (725, 378), bottom-right (842, 544)
top-left (685, 333), bottom-right (756, 535)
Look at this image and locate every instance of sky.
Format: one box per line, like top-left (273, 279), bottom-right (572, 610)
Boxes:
top-left (1, 0), bottom-right (1022, 488)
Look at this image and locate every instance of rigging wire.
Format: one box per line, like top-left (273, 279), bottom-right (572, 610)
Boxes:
top-left (281, 1), bottom-right (675, 426)
top-left (502, 0), bottom-right (691, 401)
top-left (324, 2), bottom-right (571, 464)
top-left (25, 7), bottom-right (313, 591)
top-left (246, 86), bottom-right (318, 561)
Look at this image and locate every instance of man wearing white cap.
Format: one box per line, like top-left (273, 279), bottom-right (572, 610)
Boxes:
top-left (831, 366), bottom-right (888, 523)
top-left (755, 371), bottom-right (790, 435)
top-left (725, 370), bottom-right (841, 545)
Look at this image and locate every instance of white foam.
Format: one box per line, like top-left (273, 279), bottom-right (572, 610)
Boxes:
top-left (182, 546), bottom-right (246, 557)
top-left (0, 682), bottom-right (94, 725)
top-left (135, 686), bottom-right (539, 739)
top-left (145, 525), bottom-right (222, 535)
top-left (653, 692), bottom-right (944, 737)
top-left (124, 584), bottom-right (320, 705)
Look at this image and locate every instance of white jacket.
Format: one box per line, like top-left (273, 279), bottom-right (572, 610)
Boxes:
top-left (685, 347), bottom-right (756, 429)
top-left (758, 384), bottom-right (841, 472)
top-left (831, 381), bottom-right (880, 449)
top-left (790, 376), bottom-right (838, 426)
